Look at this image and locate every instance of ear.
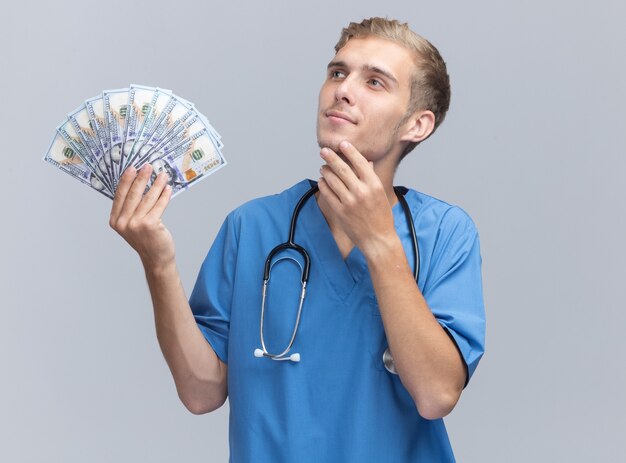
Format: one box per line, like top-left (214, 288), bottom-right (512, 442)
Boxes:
top-left (399, 110), bottom-right (436, 143)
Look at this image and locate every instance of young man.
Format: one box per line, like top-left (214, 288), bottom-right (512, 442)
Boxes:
top-left (110, 17), bottom-right (485, 462)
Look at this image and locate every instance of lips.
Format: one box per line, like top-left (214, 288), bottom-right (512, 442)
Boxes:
top-left (325, 110), bottom-right (356, 124)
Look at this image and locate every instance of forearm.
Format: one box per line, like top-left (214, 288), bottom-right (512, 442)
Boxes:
top-left (316, 141), bottom-right (466, 418)
top-left (365, 237), bottom-right (465, 420)
top-left (108, 167), bottom-right (226, 413)
top-left (143, 259), bottom-right (227, 414)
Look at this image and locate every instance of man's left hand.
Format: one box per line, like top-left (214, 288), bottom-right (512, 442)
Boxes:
top-left (318, 140), bottom-right (397, 257)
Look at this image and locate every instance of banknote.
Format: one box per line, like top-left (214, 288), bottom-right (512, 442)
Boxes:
top-left (136, 94), bottom-right (196, 160)
top-left (44, 85), bottom-right (226, 200)
top-left (133, 112), bottom-right (207, 168)
top-left (123, 87), bottom-right (175, 170)
top-left (145, 128), bottom-right (226, 197)
top-left (68, 104), bottom-right (114, 189)
top-left (174, 96), bottom-right (223, 148)
top-left (43, 133), bottom-right (114, 199)
top-left (84, 95), bottom-right (112, 175)
top-left (103, 88), bottom-right (130, 183)
top-left (121, 84), bottom-right (165, 170)
top-left (122, 85), bottom-right (172, 170)
top-left (56, 119), bottom-right (114, 194)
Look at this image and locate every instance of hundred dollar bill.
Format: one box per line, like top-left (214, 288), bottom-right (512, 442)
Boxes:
top-left (131, 94), bottom-right (197, 165)
top-left (43, 132), bottom-right (114, 199)
top-left (84, 95), bottom-right (112, 178)
top-left (68, 104), bottom-right (114, 190)
top-left (145, 129), bottom-right (226, 198)
top-left (174, 95), bottom-right (223, 149)
top-left (56, 119), bottom-right (114, 195)
top-left (103, 88), bottom-right (129, 183)
top-left (122, 85), bottom-right (172, 171)
top-left (191, 113), bottom-right (223, 150)
top-left (119, 86), bottom-right (143, 170)
top-left (124, 93), bottom-right (177, 169)
top-left (45, 86), bottom-right (226, 200)
top-left (201, 119), bottom-right (223, 149)
top-left (130, 88), bottom-right (174, 165)
top-left (136, 105), bottom-right (226, 167)
top-left (121, 85), bottom-right (162, 170)
top-left (150, 106), bottom-right (199, 151)
top-left (133, 113), bottom-right (209, 168)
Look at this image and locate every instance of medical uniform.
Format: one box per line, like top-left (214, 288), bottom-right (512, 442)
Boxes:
top-left (190, 179), bottom-right (485, 463)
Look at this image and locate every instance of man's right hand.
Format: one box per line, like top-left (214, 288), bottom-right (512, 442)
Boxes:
top-left (109, 164), bottom-right (174, 270)
top-left (108, 164), bottom-right (227, 414)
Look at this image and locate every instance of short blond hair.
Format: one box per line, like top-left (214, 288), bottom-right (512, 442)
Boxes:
top-left (335, 18), bottom-right (451, 157)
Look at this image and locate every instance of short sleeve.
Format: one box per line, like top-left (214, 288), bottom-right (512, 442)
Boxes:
top-left (422, 207), bottom-right (486, 387)
top-left (189, 213), bottom-right (240, 364)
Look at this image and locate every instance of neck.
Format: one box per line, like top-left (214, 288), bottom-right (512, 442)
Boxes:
top-left (376, 168), bottom-right (399, 208)
top-left (315, 191), bottom-right (354, 259)
top-left (372, 154), bottom-right (400, 207)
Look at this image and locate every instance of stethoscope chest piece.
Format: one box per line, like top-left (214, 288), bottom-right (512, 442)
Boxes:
top-left (383, 347), bottom-right (398, 375)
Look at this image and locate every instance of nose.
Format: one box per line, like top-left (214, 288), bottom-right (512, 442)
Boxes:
top-left (334, 75), bottom-right (355, 106)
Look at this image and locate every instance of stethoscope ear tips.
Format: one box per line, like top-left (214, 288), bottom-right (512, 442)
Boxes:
top-left (289, 353), bottom-right (301, 362)
top-left (254, 348), bottom-right (264, 358)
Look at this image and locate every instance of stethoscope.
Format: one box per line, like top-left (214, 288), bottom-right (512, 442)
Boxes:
top-left (253, 181), bottom-right (419, 375)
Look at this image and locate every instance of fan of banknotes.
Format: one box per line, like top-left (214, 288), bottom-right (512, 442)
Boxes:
top-left (43, 84), bottom-right (226, 199)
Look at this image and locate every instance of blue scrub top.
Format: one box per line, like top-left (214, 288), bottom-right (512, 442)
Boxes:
top-left (190, 179), bottom-right (485, 463)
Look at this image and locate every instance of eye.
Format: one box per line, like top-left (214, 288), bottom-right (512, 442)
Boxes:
top-left (369, 78), bottom-right (383, 88)
top-left (330, 70), bottom-right (345, 79)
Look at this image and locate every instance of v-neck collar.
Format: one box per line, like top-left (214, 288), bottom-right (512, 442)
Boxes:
top-left (296, 180), bottom-right (410, 302)
top-left (299, 192), bottom-right (361, 301)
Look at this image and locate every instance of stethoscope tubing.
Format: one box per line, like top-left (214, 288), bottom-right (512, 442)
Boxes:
top-left (255, 181), bottom-right (420, 372)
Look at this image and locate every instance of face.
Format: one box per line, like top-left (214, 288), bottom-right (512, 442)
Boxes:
top-left (317, 36), bottom-right (416, 163)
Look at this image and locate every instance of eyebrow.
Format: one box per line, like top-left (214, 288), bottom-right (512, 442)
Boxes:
top-left (327, 60), bottom-right (399, 85)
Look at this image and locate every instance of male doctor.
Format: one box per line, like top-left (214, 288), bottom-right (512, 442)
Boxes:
top-left (110, 17), bottom-right (485, 462)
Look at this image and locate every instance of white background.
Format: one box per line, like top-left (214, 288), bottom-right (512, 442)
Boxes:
top-left (1, 0), bottom-right (625, 461)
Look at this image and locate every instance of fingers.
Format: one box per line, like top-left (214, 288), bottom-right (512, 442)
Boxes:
top-left (319, 160), bottom-right (350, 201)
top-left (320, 140), bottom-right (376, 187)
top-left (133, 172), bottom-right (170, 218)
top-left (110, 166), bottom-right (137, 225)
top-left (317, 176), bottom-right (343, 211)
top-left (320, 147), bottom-right (359, 191)
top-left (107, 164), bottom-right (174, 265)
top-left (336, 140), bottom-right (373, 180)
top-left (110, 164), bottom-right (171, 233)
top-left (145, 183), bottom-right (172, 221)
top-left (320, 139), bottom-right (380, 205)
top-left (115, 164), bottom-right (154, 223)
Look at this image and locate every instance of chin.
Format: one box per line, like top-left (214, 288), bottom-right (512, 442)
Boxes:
top-left (316, 130), bottom-right (344, 152)
top-left (317, 118), bottom-right (343, 149)
top-left (317, 138), bottom-right (340, 152)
